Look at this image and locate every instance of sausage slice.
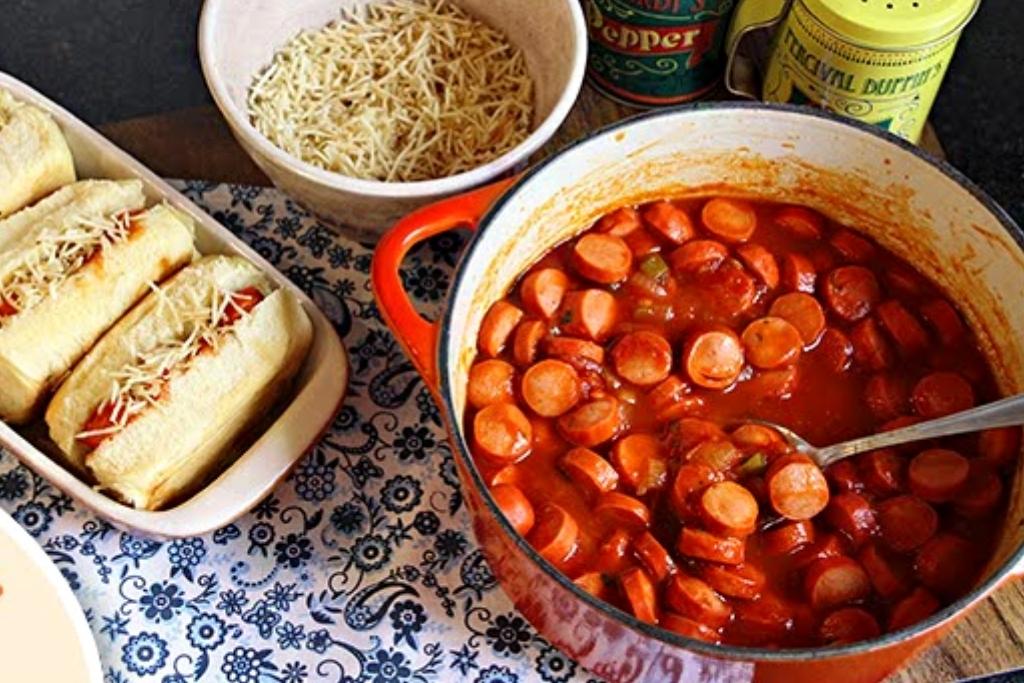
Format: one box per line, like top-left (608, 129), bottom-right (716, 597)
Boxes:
top-left (468, 359), bottom-right (516, 409)
top-left (699, 481), bottom-right (759, 536)
top-left (620, 567), bottom-right (658, 623)
top-left (491, 484), bottom-right (535, 536)
top-left (557, 396), bottom-right (622, 447)
top-left (769, 292), bottom-right (825, 346)
top-left (559, 447), bottom-right (619, 499)
top-left (520, 268), bottom-right (569, 320)
top-left (804, 556), bottom-right (871, 609)
top-left (766, 454), bottom-right (829, 520)
top-left (911, 371), bottom-right (974, 418)
top-left (774, 206), bottom-right (823, 240)
top-left (702, 198), bottom-right (757, 243)
top-left (528, 503), bottom-right (579, 565)
top-left (560, 289), bottom-right (618, 341)
top-left (676, 528), bottom-right (745, 565)
top-left (642, 201), bottom-right (695, 245)
top-left (612, 330), bottom-right (673, 387)
top-left (683, 328), bottom-right (745, 389)
top-left (823, 266), bottom-right (881, 322)
top-left (908, 448), bottom-right (969, 502)
top-left (877, 495), bottom-right (938, 552)
top-left (665, 573), bottom-right (733, 627)
top-left (741, 316), bottom-right (803, 369)
top-left (522, 359), bottom-right (581, 417)
top-left (572, 233), bottom-right (633, 284)
top-left (479, 301), bottom-right (524, 357)
top-left (473, 403), bottom-right (533, 465)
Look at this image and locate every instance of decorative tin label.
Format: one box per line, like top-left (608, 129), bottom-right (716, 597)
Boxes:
top-left (585, 0), bottom-right (737, 107)
top-left (761, 0), bottom-right (962, 142)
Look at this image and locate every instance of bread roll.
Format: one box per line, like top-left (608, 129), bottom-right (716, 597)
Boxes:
top-left (46, 255), bottom-right (313, 510)
top-left (0, 90), bottom-right (76, 218)
top-left (0, 180), bottom-right (195, 422)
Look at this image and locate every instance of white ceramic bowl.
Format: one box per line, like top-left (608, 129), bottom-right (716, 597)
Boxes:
top-left (199, 0), bottom-right (588, 237)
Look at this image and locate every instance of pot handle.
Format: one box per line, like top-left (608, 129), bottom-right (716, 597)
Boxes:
top-left (371, 177), bottom-right (517, 392)
top-left (724, 0), bottom-right (790, 99)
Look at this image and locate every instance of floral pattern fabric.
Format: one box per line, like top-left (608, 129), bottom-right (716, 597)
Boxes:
top-left (0, 182), bottom-right (598, 683)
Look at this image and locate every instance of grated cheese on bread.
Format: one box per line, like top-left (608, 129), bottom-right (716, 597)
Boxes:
top-left (246, 0), bottom-right (534, 182)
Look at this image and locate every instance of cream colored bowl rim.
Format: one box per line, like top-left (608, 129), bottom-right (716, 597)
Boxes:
top-left (198, 0), bottom-right (588, 198)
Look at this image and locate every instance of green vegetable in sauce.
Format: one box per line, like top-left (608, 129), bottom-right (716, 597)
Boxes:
top-left (738, 452), bottom-right (768, 477)
top-left (639, 254), bottom-right (669, 283)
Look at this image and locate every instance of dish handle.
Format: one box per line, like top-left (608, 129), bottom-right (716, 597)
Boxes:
top-left (372, 177), bottom-right (516, 392)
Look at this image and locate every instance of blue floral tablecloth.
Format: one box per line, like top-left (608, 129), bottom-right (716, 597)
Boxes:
top-left (0, 182), bottom-right (598, 683)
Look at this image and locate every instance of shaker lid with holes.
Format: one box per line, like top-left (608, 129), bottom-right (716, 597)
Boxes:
top-left (803, 0), bottom-right (980, 48)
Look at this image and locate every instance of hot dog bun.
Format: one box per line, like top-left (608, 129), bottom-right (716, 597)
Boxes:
top-left (0, 90), bottom-right (76, 218)
top-left (0, 180), bottom-right (195, 422)
top-left (46, 255), bottom-right (314, 510)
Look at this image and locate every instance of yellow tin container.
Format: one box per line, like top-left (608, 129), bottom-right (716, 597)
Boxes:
top-left (725, 0), bottom-right (979, 142)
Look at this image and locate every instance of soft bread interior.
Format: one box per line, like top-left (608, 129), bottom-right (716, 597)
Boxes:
top-left (0, 193), bottom-right (195, 423)
top-left (46, 254), bottom-right (312, 510)
top-left (0, 89), bottom-right (76, 218)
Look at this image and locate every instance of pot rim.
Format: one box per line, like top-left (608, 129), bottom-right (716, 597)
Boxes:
top-left (439, 101), bottom-right (1024, 662)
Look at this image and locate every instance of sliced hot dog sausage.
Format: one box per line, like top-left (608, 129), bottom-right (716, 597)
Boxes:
top-left (595, 529), bottom-right (633, 575)
top-left (736, 244), bottom-right (779, 289)
top-left (611, 433), bottom-right (663, 492)
top-left (908, 448), bottom-right (969, 502)
top-left (817, 327), bottom-right (854, 372)
top-left (858, 448), bottom-right (904, 496)
top-left (762, 520), bottom-right (815, 556)
top-left (632, 530), bottom-right (677, 583)
top-left (528, 503), bottom-right (580, 566)
top-left (978, 427), bottom-right (1021, 468)
top-left (829, 230), bottom-right (875, 263)
top-left (595, 491), bottom-right (651, 528)
top-left (774, 205), bottom-right (823, 240)
top-left (676, 528), bottom-right (745, 565)
top-left (557, 396), bottom-right (622, 447)
top-left (827, 460), bottom-right (864, 494)
top-left (792, 533), bottom-right (846, 570)
top-left (612, 330), bottom-right (673, 387)
top-left (876, 300), bottom-right (929, 357)
top-left (825, 491), bottom-right (878, 547)
top-left (665, 573), bottom-right (734, 627)
top-left (572, 233), bottom-right (633, 284)
top-left (700, 562), bottom-right (766, 600)
top-left (491, 484), bottom-right (535, 536)
top-left (918, 298), bottom-right (965, 347)
top-left (686, 440), bottom-right (746, 473)
top-left (888, 586), bottom-right (939, 631)
top-left (473, 403), bottom-right (533, 465)
top-left (560, 289), bottom-right (618, 341)
top-left (699, 481), bottom-right (759, 536)
top-left (858, 542), bottom-right (911, 599)
top-left (877, 495), bottom-right (938, 552)
top-left (671, 418), bottom-right (727, 454)
top-left (559, 447), bottom-right (619, 500)
top-left (781, 253), bottom-right (817, 293)
top-left (730, 424), bottom-right (786, 455)
top-left (642, 201), bottom-right (695, 245)
top-left (911, 371), bottom-right (974, 418)
top-left (955, 461), bottom-right (1003, 519)
top-left (512, 319), bottom-right (547, 366)
top-left (769, 292), bottom-right (825, 346)
top-left (520, 268), bottom-right (569, 320)
top-left (620, 566), bottom-right (658, 624)
top-left (849, 318), bottom-right (895, 371)
top-left (702, 197), bottom-right (757, 243)
top-left (479, 301), bottom-right (524, 357)
top-left (683, 328), bottom-right (745, 389)
top-left (597, 206), bottom-right (641, 236)
top-left (468, 359), bottom-right (516, 409)
top-left (648, 376), bottom-right (706, 423)
top-left (823, 266), bottom-right (881, 322)
top-left (863, 373), bottom-right (911, 421)
top-left (741, 316), bottom-right (803, 369)
top-left (544, 336), bottom-right (605, 366)
top-left (732, 594), bottom-right (794, 646)
top-left (669, 462), bottom-right (719, 518)
top-left (669, 240), bottom-right (729, 274)
top-left (660, 613), bottom-right (720, 643)
top-left (745, 365), bottom-right (800, 402)
top-left (766, 454), bottom-right (830, 520)
top-left (522, 359), bottom-right (581, 417)
top-left (804, 556), bottom-right (871, 609)
top-left (915, 534), bottom-right (977, 597)
top-left (573, 571), bottom-right (608, 599)
top-left (819, 607), bottom-right (880, 645)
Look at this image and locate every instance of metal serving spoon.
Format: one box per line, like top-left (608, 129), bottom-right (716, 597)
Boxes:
top-left (745, 393), bottom-right (1024, 469)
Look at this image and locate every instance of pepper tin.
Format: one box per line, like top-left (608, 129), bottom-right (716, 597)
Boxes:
top-left (732, 0), bottom-right (979, 142)
top-left (584, 0), bottom-right (737, 107)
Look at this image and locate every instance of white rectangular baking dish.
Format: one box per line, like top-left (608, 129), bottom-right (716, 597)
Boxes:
top-left (0, 71), bottom-right (349, 538)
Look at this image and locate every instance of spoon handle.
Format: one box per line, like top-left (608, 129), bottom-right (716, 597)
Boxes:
top-left (816, 393), bottom-right (1024, 468)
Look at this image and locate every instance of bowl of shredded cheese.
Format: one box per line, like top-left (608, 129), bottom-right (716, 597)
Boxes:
top-left (199, 0), bottom-right (587, 235)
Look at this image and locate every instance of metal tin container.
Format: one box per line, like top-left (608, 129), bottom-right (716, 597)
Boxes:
top-left (726, 0), bottom-right (979, 142)
top-left (584, 0), bottom-right (738, 107)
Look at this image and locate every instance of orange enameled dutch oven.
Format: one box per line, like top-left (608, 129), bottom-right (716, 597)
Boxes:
top-left (371, 103), bottom-right (1024, 683)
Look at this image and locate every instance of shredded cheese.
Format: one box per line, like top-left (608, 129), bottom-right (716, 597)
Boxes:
top-left (0, 209), bottom-right (135, 324)
top-left (246, 0), bottom-right (534, 182)
top-left (75, 284), bottom-right (257, 442)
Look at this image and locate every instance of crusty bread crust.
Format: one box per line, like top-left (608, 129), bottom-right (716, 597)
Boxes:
top-left (0, 182), bottom-right (195, 423)
top-left (46, 255), bottom-right (313, 510)
top-left (0, 91), bottom-right (76, 217)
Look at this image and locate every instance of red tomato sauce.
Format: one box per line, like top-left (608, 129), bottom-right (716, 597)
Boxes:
top-left (464, 197), bottom-right (1017, 647)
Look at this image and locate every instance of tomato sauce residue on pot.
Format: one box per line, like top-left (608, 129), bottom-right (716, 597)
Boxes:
top-left (463, 196), bottom-right (1019, 648)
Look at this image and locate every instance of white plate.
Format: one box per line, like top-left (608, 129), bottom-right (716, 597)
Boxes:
top-left (0, 71), bottom-right (349, 538)
top-left (0, 507), bottom-right (102, 682)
